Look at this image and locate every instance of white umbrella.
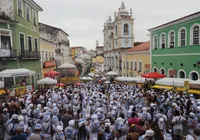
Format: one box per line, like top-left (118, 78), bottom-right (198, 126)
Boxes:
top-left (105, 81), bottom-right (110, 84)
top-left (81, 77), bottom-right (93, 81)
top-left (58, 63), bottom-right (76, 69)
top-left (37, 77), bottom-right (57, 85)
top-left (0, 81), bottom-right (4, 88)
top-left (88, 73), bottom-right (95, 77)
top-left (95, 75), bottom-right (100, 78)
top-left (105, 71), bottom-right (119, 76)
top-left (101, 77), bottom-right (106, 81)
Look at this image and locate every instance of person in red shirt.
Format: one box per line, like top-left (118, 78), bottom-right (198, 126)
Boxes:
top-left (128, 112), bottom-right (140, 126)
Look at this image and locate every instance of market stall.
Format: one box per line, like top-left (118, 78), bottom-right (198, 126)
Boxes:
top-left (57, 63), bottom-right (80, 85)
top-left (0, 68), bottom-right (35, 96)
top-left (153, 78), bottom-right (193, 91)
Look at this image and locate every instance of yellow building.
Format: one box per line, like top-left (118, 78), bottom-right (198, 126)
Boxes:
top-left (40, 38), bottom-right (57, 78)
top-left (91, 55), bottom-right (104, 74)
top-left (121, 41), bottom-right (150, 77)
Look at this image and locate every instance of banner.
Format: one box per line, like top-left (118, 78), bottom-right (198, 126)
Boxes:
top-left (8, 85), bottom-right (33, 96)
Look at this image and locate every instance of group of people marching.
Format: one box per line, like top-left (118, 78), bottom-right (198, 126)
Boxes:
top-left (0, 82), bottom-right (200, 140)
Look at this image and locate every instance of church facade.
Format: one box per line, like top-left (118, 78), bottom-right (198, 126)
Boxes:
top-left (103, 2), bottom-right (134, 74)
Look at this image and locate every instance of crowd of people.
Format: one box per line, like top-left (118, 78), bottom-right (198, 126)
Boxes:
top-left (0, 82), bottom-right (200, 140)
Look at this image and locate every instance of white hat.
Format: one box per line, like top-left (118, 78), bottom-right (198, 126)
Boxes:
top-left (186, 135), bottom-right (195, 140)
top-left (21, 109), bottom-right (27, 114)
top-left (159, 118), bottom-right (164, 122)
top-left (69, 120), bottom-right (75, 126)
top-left (190, 112), bottom-right (195, 118)
top-left (92, 114), bottom-right (98, 119)
top-left (143, 107), bottom-right (147, 112)
top-left (56, 125), bottom-right (63, 132)
top-left (3, 108), bottom-right (7, 112)
top-left (18, 115), bottom-right (24, 121)
top-left (145, 130), bottom-right (154, 137)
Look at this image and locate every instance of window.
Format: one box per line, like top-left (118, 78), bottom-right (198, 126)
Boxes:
top-left (138, 61), bottom-right (142, 71)
top-left (153, 35), bottom-right (158, 49)
top-left (124, 61), bottom-right (125, 69)
top-left (28, 36), bottom-right (32, 51)
top-left (46, 51), bottom-right (48, 61)
top-left (124, 24), bottom-right (129, 35)
top-left (130, 61), bottom-right (133, 70)
top-left (1, 36), bottom-right (11, 49)
top-left (192, 25), bottom-right (199, 45)
top-left (161, 34), bottom-right (166, 49)
top-left (180, 29), bottom-right (186, 46)
top-left (190, 72), bottom-right (199, 80)
top-left (179, 71), bottom-right (185, 78)
top-left (134, 61), bottom-right (137, 71)
top-left (26, 5), bottom-right (31, 21)
top-left (115, 25), bottom-right (118, 36)
top-left (160, 69), bottom-right (165, 75)
top-left (127, 61), bottom-right (129, 69)
top-left (33, 10), bottom-right (37, 26)
top-left (34, 38), bottom-right (38, 52)
top-left (18, 0), bottom-right (23, 17)
top-left (20, 33), bottom-right (25, 53)
top-left (169, 31), bottom-right (175, 48)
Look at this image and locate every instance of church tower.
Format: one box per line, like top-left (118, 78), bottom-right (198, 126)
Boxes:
top-left (113, 2), bottom-right (134, 49)
top-left (103, 15), bottom-right (114, 52)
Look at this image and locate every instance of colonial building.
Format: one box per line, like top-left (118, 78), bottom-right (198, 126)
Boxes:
top-left (121, 41), bottom-right (150, 77)
top-left (39, 23), bottom-right (71, 67)
top-left (103, 2), bottom-right (134, 74)
top-left (149, 11), bottom-right (200, 80)
top-left (0, 0), bottom-right (43, 87)
top-left (40, 38), bottom-right (56, 78)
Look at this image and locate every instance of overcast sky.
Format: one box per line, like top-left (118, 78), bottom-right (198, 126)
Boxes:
top-left (35, 0), bottom-right (200, 50)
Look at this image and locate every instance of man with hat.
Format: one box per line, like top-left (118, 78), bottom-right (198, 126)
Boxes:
top-left (138, 130), bottom-right (155, 140)
top-left (64, 120), bottom-right (76, 140)
top-left (53, 125), bottom-right (65, 140)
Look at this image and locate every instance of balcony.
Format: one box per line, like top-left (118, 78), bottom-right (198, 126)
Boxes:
top-left (20, 50), bottom-right (40, 59)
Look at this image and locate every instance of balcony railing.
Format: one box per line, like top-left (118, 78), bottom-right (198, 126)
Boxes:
top-left (20, 50), bottom-right (40, 59)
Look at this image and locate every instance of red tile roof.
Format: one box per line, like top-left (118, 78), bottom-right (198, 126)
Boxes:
top-left (128, 41), bottom-right (150, 52)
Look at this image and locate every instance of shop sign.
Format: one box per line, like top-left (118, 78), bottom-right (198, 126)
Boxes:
top-left (0, 49), bottom-right (11, 57)
top-left (60, 77), bottom-right (80, 84)
top-left (43, 60), bottom-right (56, 68)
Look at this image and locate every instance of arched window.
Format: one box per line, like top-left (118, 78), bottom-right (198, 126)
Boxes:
top-left (153, 68), bottom-right (157, 72)
top-left (124, 61), bottom-right (125, 69)
top-left (180, 29), bottom-right (186, 46)
top-left (134, 60), bottom-right (137, 71)
top-left (169, 31), bottom-right (175, 48)
top-left (115, 25), bottom-right (118, 36)
top-left (153, 35), bottom-right (158, 49)
top-left (192, 25), bottom-right (200, 45)
top-left (190, 71), bottom-right (199, 80)
top-left (124, 24), bottom-right (129, 35)
top-left (161, 34), bottom-right (166, 49)
top-left (160, 68), bottom-right (165, 75)
top-left (41, 51), bottom-right (44, 63)
top-left (179, 71), bottom-right (186, 78)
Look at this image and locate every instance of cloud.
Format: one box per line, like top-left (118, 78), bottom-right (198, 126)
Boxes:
top-left (34, 0), bottom-right (200, 50)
